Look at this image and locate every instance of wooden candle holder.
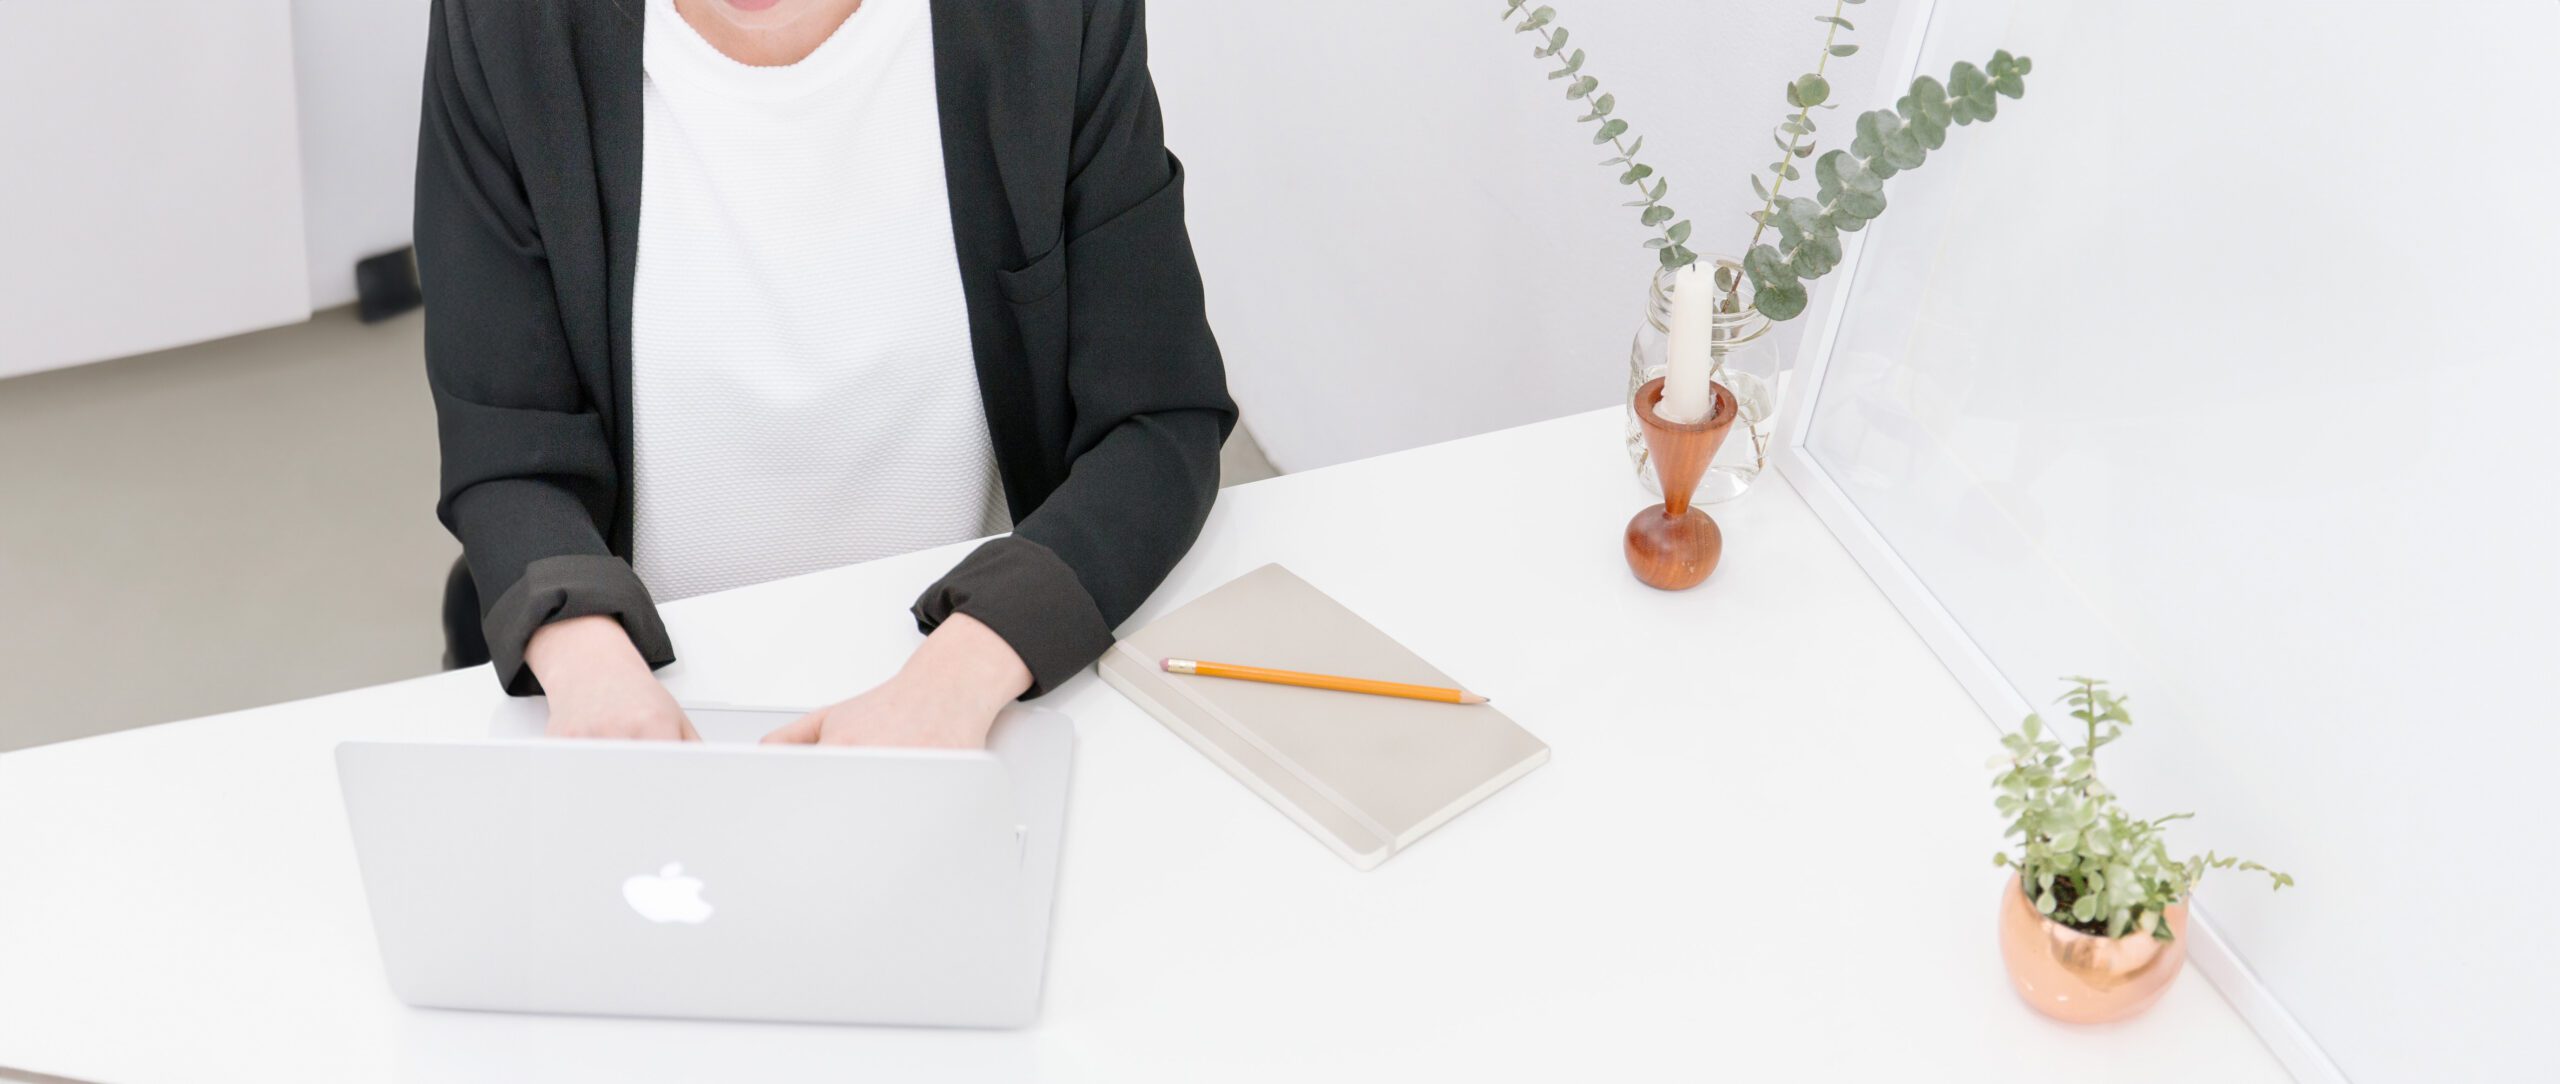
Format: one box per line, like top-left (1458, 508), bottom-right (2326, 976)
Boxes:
top-left (1625, 376), bottom-right (1737, 590)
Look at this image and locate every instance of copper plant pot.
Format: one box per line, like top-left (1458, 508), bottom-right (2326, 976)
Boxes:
top-left (1998, 874), bottom-right (2189, 1024)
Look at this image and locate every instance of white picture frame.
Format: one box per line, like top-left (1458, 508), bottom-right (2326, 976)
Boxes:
top-left (1764, 2), bottom-right (2342, 1079)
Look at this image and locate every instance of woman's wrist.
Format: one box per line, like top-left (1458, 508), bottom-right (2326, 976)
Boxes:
top-left (906, 613), bottom-right (1034, 718)
top-left (525, 615), bottom-right (652, 699)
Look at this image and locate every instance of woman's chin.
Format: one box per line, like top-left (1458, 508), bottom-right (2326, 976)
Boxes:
top-left (698, 0), bottom-right (810, 31)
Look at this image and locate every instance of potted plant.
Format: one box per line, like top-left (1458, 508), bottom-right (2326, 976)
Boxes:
top-left (1496, 1), bottom-right (2032, 500)
top-left (1990, 677), bottom-right (2292, 1023)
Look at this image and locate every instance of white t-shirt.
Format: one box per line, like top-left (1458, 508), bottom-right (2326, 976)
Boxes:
top-left (631, 0), bottom-right (1006, 603)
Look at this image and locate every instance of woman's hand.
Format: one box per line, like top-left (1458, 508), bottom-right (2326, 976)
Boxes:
top-left (527, 615), bottom-right (698, 741)
top-left (761, 614), bottom-right (1032, 748)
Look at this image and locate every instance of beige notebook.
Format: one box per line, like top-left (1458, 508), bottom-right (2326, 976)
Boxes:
top-left (1098, 564), bottom-right (1549, 870)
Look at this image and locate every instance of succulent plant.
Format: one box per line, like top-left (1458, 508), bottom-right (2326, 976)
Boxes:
top-left (1991, 678), bottom-right (2292, 941)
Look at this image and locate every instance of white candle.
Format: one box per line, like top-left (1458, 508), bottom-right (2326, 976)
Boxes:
top-left (1657, 262), bottom-right (1715, 424)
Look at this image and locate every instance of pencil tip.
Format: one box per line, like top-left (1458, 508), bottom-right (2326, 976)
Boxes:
top-left (1462, 692), bottom-right (1491, 704)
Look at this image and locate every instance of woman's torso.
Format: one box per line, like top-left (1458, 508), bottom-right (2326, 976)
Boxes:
top-left (630, 0), bottom-right (1006, 603)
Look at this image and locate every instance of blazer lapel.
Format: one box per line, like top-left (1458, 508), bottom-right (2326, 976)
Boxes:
top-left (930, 0), bottom-right (1064, 511)
top-left (585, 0), bottom-right (647, 554)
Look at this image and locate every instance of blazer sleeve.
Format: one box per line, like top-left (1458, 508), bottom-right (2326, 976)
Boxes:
top-left (910, 0), bottom-right (1237, 697)
top-left (416, 0), bottom-right (674, 695)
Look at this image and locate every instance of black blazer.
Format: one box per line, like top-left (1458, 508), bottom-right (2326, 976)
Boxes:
top-left (417, 0), bottom-right (1233, 697)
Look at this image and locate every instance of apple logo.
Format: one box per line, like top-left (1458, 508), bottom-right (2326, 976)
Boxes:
top-left (622, 862), bottom-right (715, 924)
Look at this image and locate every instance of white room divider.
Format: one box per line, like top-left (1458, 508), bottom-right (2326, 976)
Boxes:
top-left (1776, 1), bottom-right (2560, 1079)
top-left (0, 1), bottom-right (312, 377)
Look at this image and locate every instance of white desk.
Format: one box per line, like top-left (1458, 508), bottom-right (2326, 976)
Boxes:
top-left (0, 410), bottom-right (2285, 1083)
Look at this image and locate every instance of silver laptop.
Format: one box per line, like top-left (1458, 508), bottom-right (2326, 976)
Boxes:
top-left (334, 705), bottom-right (1074, 1028)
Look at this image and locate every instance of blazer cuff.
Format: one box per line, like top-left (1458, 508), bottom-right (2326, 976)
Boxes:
top-left (912, 537), bottom-right (1115, 699)
top-left (481, 554), bottom-right (676, 696)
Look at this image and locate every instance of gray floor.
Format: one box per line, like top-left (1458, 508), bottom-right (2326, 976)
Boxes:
top-left (0, 307), bottom-right (1277, 752)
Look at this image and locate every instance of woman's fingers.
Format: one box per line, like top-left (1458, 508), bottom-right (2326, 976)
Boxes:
top-left (760, 709), bottom-right (826, 744)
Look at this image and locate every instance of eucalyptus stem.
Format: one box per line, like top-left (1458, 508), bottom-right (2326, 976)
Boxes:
top-left (1739, 0), bottom-right (1850, 273)
top-left (1500, 3), bottom-right (1697, 269)
top-left (1534, 24), bottom-right (1656, 242)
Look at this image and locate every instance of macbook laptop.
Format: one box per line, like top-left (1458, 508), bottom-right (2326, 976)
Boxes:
top-left (334, 704), bottom-right (1074, 1028)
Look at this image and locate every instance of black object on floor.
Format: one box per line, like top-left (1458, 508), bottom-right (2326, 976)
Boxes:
top-left (355, 247), bottom-right (423, 324)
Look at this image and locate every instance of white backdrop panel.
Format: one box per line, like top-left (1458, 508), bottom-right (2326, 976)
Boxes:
top-left (1794, 2), bottom-right (2560, 1079)
top-left (292, 0), bottom-right (433, 310)
top-left (0, 1), bottom-right (311, 377)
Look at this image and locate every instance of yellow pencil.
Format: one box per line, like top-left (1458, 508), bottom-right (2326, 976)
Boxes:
top-left (1160, 658), bottom-right (1490, 705)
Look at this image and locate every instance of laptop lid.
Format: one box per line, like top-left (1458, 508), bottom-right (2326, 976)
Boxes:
top-left (334, 706), bottom-right (1073, 1028)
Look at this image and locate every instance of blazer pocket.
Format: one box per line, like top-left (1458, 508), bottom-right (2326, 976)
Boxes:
top-left (996, 242), bottom-right (1072, 412)
top-left (995, 240), bottom-right (1068, 305)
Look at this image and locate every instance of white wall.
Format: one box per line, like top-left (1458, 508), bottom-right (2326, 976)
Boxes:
top-left (291, 0), bottom-right (433, 310)
top-left (1151, 1), bottom-right (1880, 471)
top-left (0, 1), bottom-right (311, 378)
top-left (1793, 1), bottom-right (2560, 1078)
top-left (10, 0), bottom-right (1846, 423)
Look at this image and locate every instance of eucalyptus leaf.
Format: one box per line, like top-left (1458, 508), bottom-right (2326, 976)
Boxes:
top-left (1948, 61), bottom-right (1988, 99)
top-left (1784, 196), bottom-right (1825, 230)
top-left (1881, 126), bottom-right (1925, 170)
top-left (1754, 279), bottom-right (1807, 320)
top-left (1742, 244), bottom-right (1792, 285)
top-left (1831, 44), bottom-right (1859, 57)
top-left (1788, 228), bottom-right (1841, 279)
top-left (1793, 73), bottom-right (1831, 108)
top-left (1814, 150), bottom-right (1849, 196)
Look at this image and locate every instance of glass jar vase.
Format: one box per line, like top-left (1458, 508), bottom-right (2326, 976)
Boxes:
top-left (1624, 257), bottom-right (1779, 502)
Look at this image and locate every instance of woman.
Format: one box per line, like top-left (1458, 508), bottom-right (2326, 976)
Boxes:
top-left (421, 0), bottom-right (1231, 747)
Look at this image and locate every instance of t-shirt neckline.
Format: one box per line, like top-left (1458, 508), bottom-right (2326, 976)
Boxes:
top-left (645, 0), bottom-right (887, 101)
